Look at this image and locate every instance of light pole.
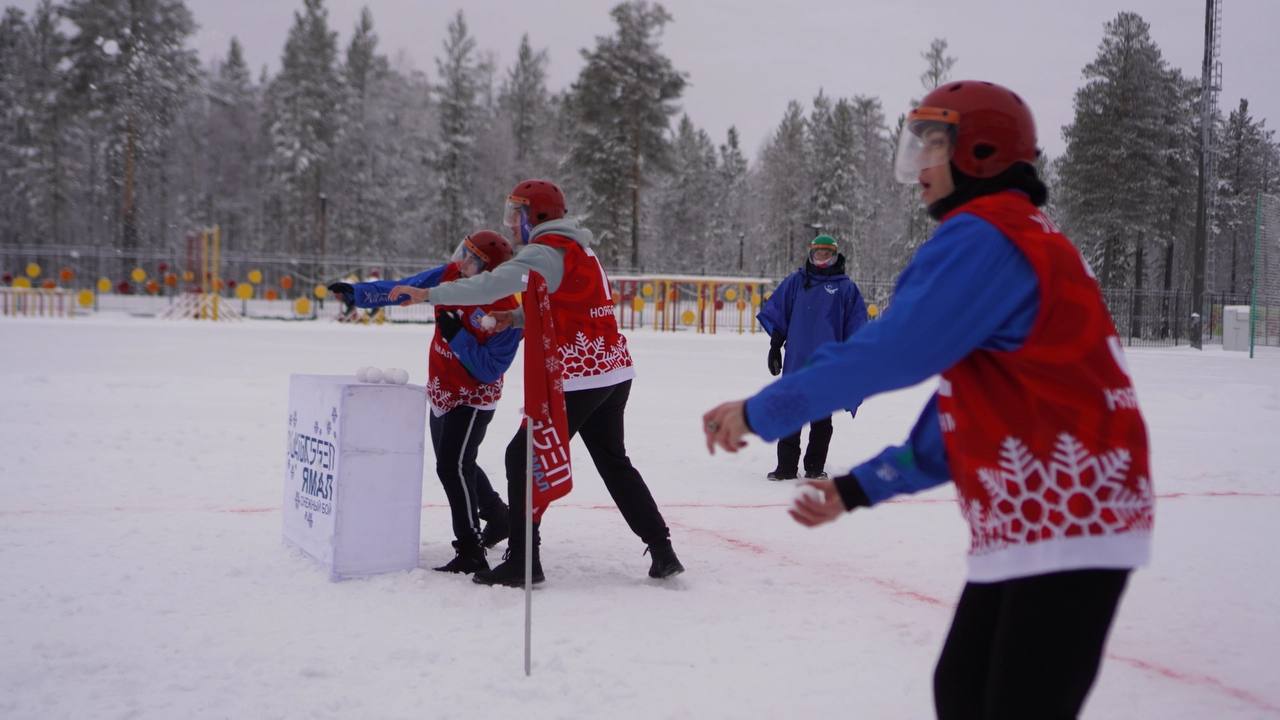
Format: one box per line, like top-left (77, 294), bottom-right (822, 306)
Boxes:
top-left (737, 231), bottom-right (745, 273)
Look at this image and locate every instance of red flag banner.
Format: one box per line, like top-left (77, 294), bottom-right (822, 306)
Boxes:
top-left (524, 271), bottom-right (572, 521)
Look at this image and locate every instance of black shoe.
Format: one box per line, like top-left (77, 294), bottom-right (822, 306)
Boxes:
top-left (803, 470), bottom-right (829, 480)
top-left (766, 469), bottom-right (797, 481)
top-left (433, 542), bottom-right (489, 574)
top-left (473, 548), bottom-right (544, 587)
top-left (645, 540), bottom-right (685, 579)
top-left (480, 505), bottom-right (510, 549)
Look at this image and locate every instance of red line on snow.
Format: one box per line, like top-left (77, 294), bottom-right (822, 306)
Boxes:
top-left (661, 512), bottom-right (1280, 716)
top-left (1107, 655), bottom-right (1280, 715)
top-left (4, 495), bottom-right (1276, 713)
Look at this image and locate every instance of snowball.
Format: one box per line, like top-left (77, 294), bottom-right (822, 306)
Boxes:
top-left (792, 485), bottom-right (826, 506)
top-left (363, 367), bottom-right (384, 384)
top-left (479, 314), bottom-right (497, 331)
top-left (383, 368), bottom-right (409, 385)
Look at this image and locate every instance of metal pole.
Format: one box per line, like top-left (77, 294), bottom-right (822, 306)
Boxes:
top-left (1250, 193), bottom-right (1262, 358)
top-left (524, 419), bottom-right (533, 677)
top-left (1191, 0), bottom-right (1219, 350)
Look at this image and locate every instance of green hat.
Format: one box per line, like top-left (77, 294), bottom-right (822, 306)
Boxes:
top-left (810, 234), bottom-right (838, 250)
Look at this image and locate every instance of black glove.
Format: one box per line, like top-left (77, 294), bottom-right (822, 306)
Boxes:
top-left (327, 282), bottom-right (355, 312)
top-left (767, 334), bottom-right (785, 376)
top-left (436, 310), bottom-right (464, 341)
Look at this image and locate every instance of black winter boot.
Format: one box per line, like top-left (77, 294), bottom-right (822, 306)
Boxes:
top-left (434, 542), bottom-right (489, 574)
top-left (767, 469), bottom-right (797, 481)
top-left (645, 540), bottom-right (685, 579)
top-left (473, 547), bottom-right (544, 587)
top-left (480, 502), bottom-right (510, 549)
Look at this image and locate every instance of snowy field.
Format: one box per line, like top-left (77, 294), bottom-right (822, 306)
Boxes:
top-left (2, 315), bottom-right (1278, 719)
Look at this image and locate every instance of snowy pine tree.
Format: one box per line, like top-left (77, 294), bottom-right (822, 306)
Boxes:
top-left (756, 101), bottom-right (813, 274)
top-left (263, 0), bottom-right (343, 262)
top-left (1215, 99), bottom-right (1278, 294)
top-left (1058, 12), bottom-right (1174, 290)
top-left (59, 0), bottom-right (198, 257)
top-left (433, 11), bottom-right (484, 255)
top-left (498, 34), bottom-right (554, 182)
top-left (566, 1), bottom-right (686, 269)
top-left (653, 115), bottom-right (719, 273)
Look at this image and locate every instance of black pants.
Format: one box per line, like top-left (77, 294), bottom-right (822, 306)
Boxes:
top-left (776, 415), bottom-right (833, 475)
top-left (503, 380), bottom-right (669, 553)
top-left (429, 406), bottom-right (504, 549)
top-left (933, 568), bottom-right (1131, 720)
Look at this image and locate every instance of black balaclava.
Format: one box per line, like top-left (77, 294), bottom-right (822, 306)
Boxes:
top-left (926, 161), bottom-right (1049, 221)
top-left (803, 253), bottom-right (847, 289)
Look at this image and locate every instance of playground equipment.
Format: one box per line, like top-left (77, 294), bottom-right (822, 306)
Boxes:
top-left (161, 226), bottom-right (242, 321)
top-left (611, 274), bottom-right (774, 334)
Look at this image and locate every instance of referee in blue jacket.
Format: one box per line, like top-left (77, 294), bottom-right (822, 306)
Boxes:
top-left (756, 234), bottom-right (868, 481)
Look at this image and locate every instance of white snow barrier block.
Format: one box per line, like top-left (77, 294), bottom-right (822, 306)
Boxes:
top-left (283, 374), bottom-right (427, 580)
top-left (1223, 305), bottom-right (1251, 352)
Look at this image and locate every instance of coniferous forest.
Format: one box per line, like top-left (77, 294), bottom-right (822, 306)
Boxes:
top-left (1, 1), bottom-right (1276, 294)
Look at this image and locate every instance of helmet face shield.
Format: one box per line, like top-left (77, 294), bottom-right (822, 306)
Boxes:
top-left (894, 106), bottom-right (959, 184)
top-left (503, 196), bottom-right (532, 244)
top-left (809, 246), bottom-right (837, 267)
top-left (450, 238), bottom-right (489, 278)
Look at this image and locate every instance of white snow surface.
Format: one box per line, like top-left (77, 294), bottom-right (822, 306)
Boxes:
top-left (2, 316), bottom-right (1279, 719)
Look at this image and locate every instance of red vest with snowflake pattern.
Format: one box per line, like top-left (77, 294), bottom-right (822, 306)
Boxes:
top-left (427, 263), bottom-right (520, 414)
top-left (533, 234), bottom-right (636, 391)
top-left (937, 192), bottom-right (1154, 582)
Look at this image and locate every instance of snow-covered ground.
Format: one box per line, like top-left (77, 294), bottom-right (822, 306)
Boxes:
top-left (2, 316), bottom-right (1278, 719)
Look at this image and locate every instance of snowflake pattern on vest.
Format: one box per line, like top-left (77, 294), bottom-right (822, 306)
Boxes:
top-left (558, 331), bottom-right (632, 381)
top-left (427, 374), bottom-right (503, 413)
top-left (961, 433), bottom-right (1154, 555)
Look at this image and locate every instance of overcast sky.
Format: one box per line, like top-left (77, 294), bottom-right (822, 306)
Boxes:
top-left (12, 0), bottom-right (1280, 160)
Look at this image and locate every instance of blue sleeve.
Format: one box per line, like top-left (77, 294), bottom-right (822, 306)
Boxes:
top-left (755, 273), bottom-right (796, 338)
top-left (447, 326), bottom-right (521, 384)
top-left (349, 265), bottom-right (447, 308)
top-left (743, 214), bottom-right (1039, 442)
top-left (844, 283), bottom-right (868, 339)
top-left (850, 394), bottom-right (952, 505)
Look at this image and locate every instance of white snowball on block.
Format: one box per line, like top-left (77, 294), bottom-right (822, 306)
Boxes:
top-left (355, 366), bottom-right (372, 382)
top-left (363, 367), bottom-right (384, 384)
top-left (384, 368), bottom-right (409, 385)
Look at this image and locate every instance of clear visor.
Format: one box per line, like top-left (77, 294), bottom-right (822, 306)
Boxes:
top-left (450, 238), bottom-right (488, 277)
top-left (809, 247), bottom-right (837, 266)
top-left (894, 108), bottom-right (958, 184)
top-left (502, 197), bottom-right (528, 229)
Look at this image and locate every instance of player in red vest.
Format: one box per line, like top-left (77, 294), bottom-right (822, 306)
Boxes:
top-left (387, 180), bottom-right (684, 587)
top-left (329, 230), bottom-right (520, 574)
top-left (703, 81), bottom-right (1154, 717)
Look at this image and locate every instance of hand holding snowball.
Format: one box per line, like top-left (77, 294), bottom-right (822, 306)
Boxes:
top-left (789, 478), bottom-right (846, 527)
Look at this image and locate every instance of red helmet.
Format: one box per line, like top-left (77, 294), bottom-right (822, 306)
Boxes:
top-left (506, 179), bottom-right (566, 226)
top-left (901, 80), bottom-right (1039, 180)
top-left (452, 230), bottom-right (513, 276)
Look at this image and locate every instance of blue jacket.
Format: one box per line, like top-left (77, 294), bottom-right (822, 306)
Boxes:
top-left (745, 212), bottom-right (1041, 505)
top-left (347, 265), bottom-right (521, 384)
top-left (756, 254), bottom-right (868, 374)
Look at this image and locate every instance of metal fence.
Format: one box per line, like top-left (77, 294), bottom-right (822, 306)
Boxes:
top-left (4, 242), bottom-right (1279, 347)
top-left (1100, 288), bottom-right (1280, 348)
